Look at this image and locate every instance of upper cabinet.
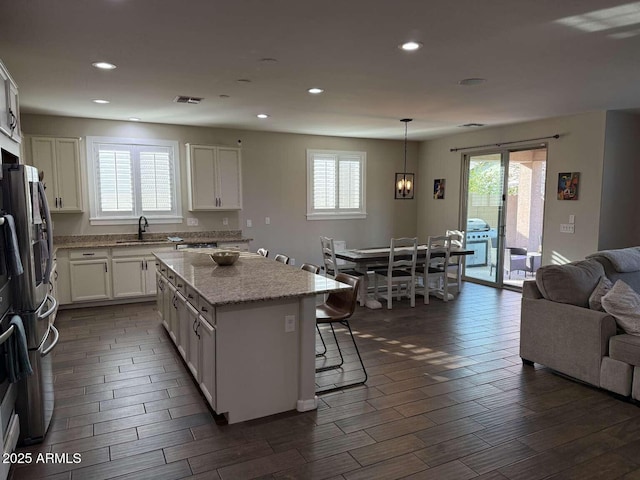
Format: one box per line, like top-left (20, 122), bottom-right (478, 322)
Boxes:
top-left (0, 60), bottom-right (21, 143)
top-left (30, 136), bottom-right (83, 213)
top-left (186, 144), bottom-right (242, 211)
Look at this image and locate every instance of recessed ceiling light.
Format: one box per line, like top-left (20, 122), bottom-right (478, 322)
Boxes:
top-left (458, 78), bottom-right (487, 86)
top-left (129, 117), bottom-right (140, 122)
top-left (400, 41), bottom-right (423, 51)
top-left (92, 99), bottom-right (110, 104)
top-left (307, 87), bottom-right (324, 94)
top-left (257, 114), bottom-right (269, 119)
top-left (92, 61), bottom-right (117, 70)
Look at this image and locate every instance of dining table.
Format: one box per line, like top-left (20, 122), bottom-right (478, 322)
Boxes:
top-left (335, 245), bottom-right (475, 309)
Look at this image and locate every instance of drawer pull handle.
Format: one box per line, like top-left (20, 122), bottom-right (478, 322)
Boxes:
top-left (201, 306), bottom-right (208, 312)
top-left (82, 253), bottom-right (95, 256)
top-left (187, 294), bottom-right (193, 299)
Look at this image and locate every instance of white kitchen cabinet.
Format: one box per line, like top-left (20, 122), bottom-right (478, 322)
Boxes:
top-left (186, 303), bottom-right (200, 379)
top-left (144, 256), bottom-right (158, 295)
top-left (176, 291), bottom-right (189, 360)
top-left (0, 60), bottom-right (20, 143)
top-left (157, 271), bottom-right (168, 329)
top-left (69, 258), bottom-right (111, 302)
top-left (198, 315), bottom-right (216, 409)
top-left (30, 137), bottom-right (82, 212)
top-left (111, 257), bottom-right (146, 298)
top-left (167, 283), bottom-right (178, 344)
top-left (186, 144), bottom-right (242, 211)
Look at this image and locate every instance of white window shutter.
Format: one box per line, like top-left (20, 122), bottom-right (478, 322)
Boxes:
top-left (139, 148), bottom-right (173, 212)
top-left (97, 147), bottom-right (133, 213)
top-left (313, 155), bottom-right (337, 209)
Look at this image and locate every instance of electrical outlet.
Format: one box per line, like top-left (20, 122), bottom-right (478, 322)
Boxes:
top-left (560, 223), bottom-right (575, 233)
top-left (285, 315), bottom-right (296, 332)
top-left (246, 219), bottom-right (252, 228)
top-left (222, 217), bottom-right (228, 226)
top-left (265, 217), bottom-right (270, 225)
top-left (187, 217), bottom-right (198, 226)
top-left (290, 258), bottom-right (295, 266)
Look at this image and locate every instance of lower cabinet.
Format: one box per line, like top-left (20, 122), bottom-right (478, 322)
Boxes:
top-left (69, 258), bottom-right (111, 302)
top-left (158, 265), bottom-right (217, 413)
top-left (167, 283), bottom-right (179, 344)
top-left (156, 272), bottom-right (168, 328)
top-left (198, 315), bottom-right (216, 409)
top-left (57, 246), bottom-right (173, 306)
top-left (186, 303), bottom-right (200, 380)
top-left (112, 257), bottom-right (146, 298)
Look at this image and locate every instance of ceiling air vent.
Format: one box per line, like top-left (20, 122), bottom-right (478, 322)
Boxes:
top-left (174, 96), bottom-right (203, 104)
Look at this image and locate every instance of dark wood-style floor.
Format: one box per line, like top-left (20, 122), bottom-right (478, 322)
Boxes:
top-left (10, 283), bottom-right (640, 480)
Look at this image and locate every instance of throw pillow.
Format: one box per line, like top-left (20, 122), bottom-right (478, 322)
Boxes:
top-left (535, 259), bottom-right (605, 307)
top-left (601, 280), bottom-right (640, 336)
top-left (588, 275), bottom-right (613, 311)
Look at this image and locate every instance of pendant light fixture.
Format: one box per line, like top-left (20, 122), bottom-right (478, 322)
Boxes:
top-left (395, 118), bottom-right (415, 199)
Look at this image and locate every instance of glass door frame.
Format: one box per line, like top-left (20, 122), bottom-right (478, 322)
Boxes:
top-left (459, 142), bottom-right (548, 291)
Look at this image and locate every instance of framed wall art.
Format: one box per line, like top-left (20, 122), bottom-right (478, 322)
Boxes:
top-left (557, 172), bottom-right (579, 200)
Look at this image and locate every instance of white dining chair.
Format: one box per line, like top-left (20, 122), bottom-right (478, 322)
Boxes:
top-left (417, 235), bottom-right (452, 304)
top-left (373, 237), bottom-right (418, 309)
top-left (445, 229), bottom-right (465, 294)
top-left (320, 236), bottom-right (365, 306)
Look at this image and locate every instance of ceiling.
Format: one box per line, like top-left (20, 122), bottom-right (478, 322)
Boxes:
top-left (2, 0), bottom-right (640, 141)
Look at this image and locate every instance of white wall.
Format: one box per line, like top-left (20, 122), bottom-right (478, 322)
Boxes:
top-left (599, 111), bottom-right (640, 250)
top-left (21, 114), bottom-right (418, 268)
top-left (417, 112), bottom-right (608, 265)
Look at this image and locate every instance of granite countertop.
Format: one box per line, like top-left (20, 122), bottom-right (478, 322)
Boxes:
top-left (54, 231), bottom-right (252, 249)
top-left (155, 249), bottom-right (350, 306)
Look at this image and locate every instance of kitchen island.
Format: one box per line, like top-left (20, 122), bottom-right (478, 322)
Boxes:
top-left (154, 250), bottom-right (350, 423)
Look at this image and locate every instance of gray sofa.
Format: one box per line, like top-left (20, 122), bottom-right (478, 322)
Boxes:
top-left (520, 247), bottom-right (640, 401)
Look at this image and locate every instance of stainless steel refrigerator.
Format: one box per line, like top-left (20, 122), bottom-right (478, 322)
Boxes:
top-left (1, 163), bottom-right (58, 445)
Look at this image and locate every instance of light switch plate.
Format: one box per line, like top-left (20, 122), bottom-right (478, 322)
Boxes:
top-left (285, 315), bottom-right (296, 332)
top-left (569, 214), bottom-right (575, 224)
top-left (560, 223), bottom-right (575, 233)
top-left (246, 219), bottom-right (252, 228)
top-left (222, 217), bottom-right (228, 226)
top-left (265, 217), bottom-right (270, 225)
top-left (187, 217), bottom-right (198, 226)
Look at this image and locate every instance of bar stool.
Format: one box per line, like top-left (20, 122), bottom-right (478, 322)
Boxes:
top-left (274, 254), bottom-right (290, 264)
top-left (316, 273), bottom-right (367, 394)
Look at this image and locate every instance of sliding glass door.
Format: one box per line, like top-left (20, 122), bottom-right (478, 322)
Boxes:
top-left (462, 153), bottom-right (505, 286)
top-left (462, 146), bottom-right (547, 289)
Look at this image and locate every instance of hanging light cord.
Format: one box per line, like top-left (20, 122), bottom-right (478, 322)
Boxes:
top-left (403, 120), bottom-right (408, 176)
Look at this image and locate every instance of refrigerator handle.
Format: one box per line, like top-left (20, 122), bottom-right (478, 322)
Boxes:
top-left (38, 294), bottom-right (58, 322)
top-left (41, 324), bottom-right (59, 357)
top-left (38, 181), bottom-right (54, 284)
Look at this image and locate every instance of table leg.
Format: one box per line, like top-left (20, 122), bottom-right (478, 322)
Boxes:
top-left (356, 267), bottom-right (382, 309)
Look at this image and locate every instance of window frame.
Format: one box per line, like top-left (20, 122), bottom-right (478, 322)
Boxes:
top-left (86, 136), bottom-right (182, 225)
top-left (306, 149), bottom-right (367, 220)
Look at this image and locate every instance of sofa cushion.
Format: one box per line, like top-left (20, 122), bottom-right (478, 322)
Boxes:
top-left (601, 280), bottom-right (640, 336)
top-left (535, 259), bottom-right (605, 307)
top-left (609, 335), bottom-right (640, 367)
top-left (588, 276), bottom-right (613, 311)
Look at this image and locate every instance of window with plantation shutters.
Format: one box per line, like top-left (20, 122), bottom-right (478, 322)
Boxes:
top-left (86, 137), bottom-right (181, 224)
top-left (307, 149), bottom-right (366, 220)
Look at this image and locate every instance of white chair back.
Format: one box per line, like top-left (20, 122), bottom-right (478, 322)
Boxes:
top-left (320, 236), bottom-right (339, 277)
top-left (387, 237), bottom-right (418, 276)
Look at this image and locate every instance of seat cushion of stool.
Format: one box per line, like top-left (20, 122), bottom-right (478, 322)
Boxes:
top-left (316, 305), bottom-right (349, 323)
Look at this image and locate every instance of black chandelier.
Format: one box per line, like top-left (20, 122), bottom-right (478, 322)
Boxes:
top-left (395, 118), bottom-right (414, 199)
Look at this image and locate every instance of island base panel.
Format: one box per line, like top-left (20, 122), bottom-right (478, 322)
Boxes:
top-left (216, 299), bottom-right (302, 424)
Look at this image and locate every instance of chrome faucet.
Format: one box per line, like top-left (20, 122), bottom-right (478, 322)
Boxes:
top-left (138, 216), bottom-right (149, 240)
